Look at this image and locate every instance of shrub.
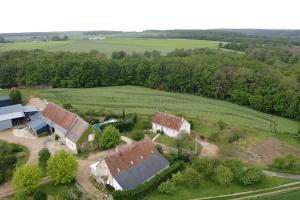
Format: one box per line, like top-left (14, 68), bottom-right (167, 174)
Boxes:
top-left (13, 164), bottom-right (42, 195)
top-left (222, 159), bottom-right (243, 181)
top-left (100, 125), bottom-right (121, 149)
top-left (38, 148), bottom-right (51, 169)
top-left (192, 157), bottom-right (221, 178)
top-left (208, 131), bottom-right (220, 142)
top-left (239, 167), bottom-right (264, 185)
top-left (171, 171), bottom-right (184, 185)
top-left (132, 131), bottom-right (144, 141)
top-left (184, 167), bottom-right (202, 188)
top-left (57, 188), bottom-right (82, 200)
top-left (55, 135), bottom-right (60, 141)
top-left (33, 189), bottom-right (47, 200)
top-left (112, 161), bottom-right (184, 200)
top-left (9, 88), bottom-right (22, 104)
top-left (63, 103), bottom-right (73, 110)
top-left (272, 154), bottom-right (298, 170)
top-left (0, 170), bottom-right (5, 184)
top-left (158, 180), bottom-right (176, 194)
top-left (156, 144), bottom-right (163, 155)
top-left (228, 132), bottom-right (243, 143)
top-left (105, 184), bottom-right (115, 192)
top-left (47, 150), bottom-right (78, 184)
top-left (217, 120), bottom-right (227, 130)
top-left (214, 165), bottom-right (233, 185)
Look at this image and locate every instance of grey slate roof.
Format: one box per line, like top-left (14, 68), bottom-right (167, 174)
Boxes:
top-left (66, 118), bottom-right (89, 143)
top-left (0, 96), bottom-right (11, 101)
top-left (0, 104), bottom-right (23, 115)
top-left (0, 104), bottom-right (25, 121)
top-left (23, 105), bottom-right (38, 113)
top-left (0, 120), bottom-right (12, 131)
top-left (114, 152), bottom-right (170, 190)
top-left (28, 113), bottom-right (48, 132)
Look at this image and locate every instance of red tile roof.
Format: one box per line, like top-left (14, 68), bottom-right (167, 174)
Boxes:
top-left (152, 112), bottom-right (184, 131)
top-left (42, 103), bottom-right (76, 130)
top-left (104, 136), bottom-right (156, 177)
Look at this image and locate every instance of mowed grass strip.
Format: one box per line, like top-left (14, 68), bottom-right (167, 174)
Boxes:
top-left (0, 38), bottom-right (220, 55)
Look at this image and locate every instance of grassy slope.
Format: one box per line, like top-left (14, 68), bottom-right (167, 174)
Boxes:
top-left (0, 38), bottom-right (219, 55)
top-left (255, 189), bottom-right (300, 200)
top-left (143, 177), bottom-right (295, 200)
top-left (0, 86), bottom-right (299, 135)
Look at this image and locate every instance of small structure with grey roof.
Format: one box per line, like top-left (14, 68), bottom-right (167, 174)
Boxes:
top-left (0, 104), bottom-right (25, 131)
top-left (90, 136), bottom-right (170, 190)
top-left (0, 96), bottom-right (12, 107)
top-left (27, 113), bottom-right (49, 135)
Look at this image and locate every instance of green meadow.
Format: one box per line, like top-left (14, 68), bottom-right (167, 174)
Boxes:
top-left (0, 38), bottom-right (220, 55)
top-left (0, 86), bottom-right (298, 136)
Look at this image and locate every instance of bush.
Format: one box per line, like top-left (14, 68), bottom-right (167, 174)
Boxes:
top-left (57, 188), bottom-right (82, 200)
top-left (132, 131), bottom-right (144, 141)
top-left (239, 168), bottom-right (264, 185)
top-left (222, 159), bottom-right (243, 181)
top-left (38, 148), bottom-right (51, 169)
top-left (13, 164), bottom-right (42, 195)
top-left (272, 154), bottom-right (298, 170)
top-left (112, 161), bottom-right (184, 200)
top-left (191, 157), bottom-right (221, 178)
top-left (214, 165), bottom-right (233, 185)
top-left (0, 170), bottom-right (5, 184)
top-left (105, 184), bottom-right (115, 192)
top-left (170, 171), bottom-right (184, 185)
top-left (208, 131), bottom-right (220, 142)
top-left (158, 180), bottom-right (176, 194)
top-left (33, 189), bottom-right (47, 200)
top-left (47, 150), bottom-right (78, 184)
top-left (100, 125), bottom-right (121, 149)
top-left (184, 167), bottom-right (202, 188)
top-left (9, 88), bottom-right (22, 104)
top-left (156, 144), bottom-right (163, 155)
top-left (63, 103), bottom-right (73, 110)
top-left (217, 120), bottom-right (227, 130)
top-left (55, 135), bottom-right (60, 141)
top-left (228, 132), bottom-right (243, 143)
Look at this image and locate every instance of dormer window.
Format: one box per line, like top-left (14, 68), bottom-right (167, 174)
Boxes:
top-left (130, 160), bottom-right (134, 165)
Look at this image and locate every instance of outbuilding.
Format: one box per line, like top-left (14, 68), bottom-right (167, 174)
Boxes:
top-left (27, 113), bottom-right (49, 135)
top-left (0, 96), bottom-right (12, 107)
top-left (0, 104), bottom-right (25, 131)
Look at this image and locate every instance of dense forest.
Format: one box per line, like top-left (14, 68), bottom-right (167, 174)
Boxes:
top-left (0, 48), bottom-right (299, 120)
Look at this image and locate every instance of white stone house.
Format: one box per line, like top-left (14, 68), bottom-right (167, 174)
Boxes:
top-left (152, 112), bottom-right (191, 138)
top-left (90, 137), bottom-right (170, 190)
top-left (42, 103), bottom-right (90, 154)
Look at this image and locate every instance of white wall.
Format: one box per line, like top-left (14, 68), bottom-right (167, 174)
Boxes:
top-left (179, 120), bottom-right (191, 135)
top-left (152, 122), bottom-right (179, 138)
top-left (65, 138), bottom-right (77, 154)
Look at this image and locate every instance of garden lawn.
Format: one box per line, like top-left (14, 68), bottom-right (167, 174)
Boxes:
top-left (255, 189), bottom-right (300, 200)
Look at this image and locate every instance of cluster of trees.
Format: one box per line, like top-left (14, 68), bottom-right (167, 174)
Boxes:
top-left (271, 154), bottom-right (300, 172)
top-left (51, 35), bottom-right (68, 41)
top-left (12, 149), bottom-right (79, 199)
top-left (0, 140), bottom-right (26, 184)
top-left (157, 157), bottom-right (264, 194)
top-left (0, 48), bottom-right (299, 120)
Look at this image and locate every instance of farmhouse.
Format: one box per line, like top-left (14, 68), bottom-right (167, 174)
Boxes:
top-left (152, 112), bottom-right (191, 138)
top-left (0, 104), bottom-right (38, 131)
top-left (90, 136), bottom-right (170, 190)
top-left (41, 103), bottom-right (90, 154)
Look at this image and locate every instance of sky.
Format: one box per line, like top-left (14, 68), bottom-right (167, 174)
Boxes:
top-left (1, 0), bottom-right (300, 33)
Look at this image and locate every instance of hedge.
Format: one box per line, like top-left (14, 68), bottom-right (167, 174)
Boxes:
top-left (112, 161), bottom-right (184, 200)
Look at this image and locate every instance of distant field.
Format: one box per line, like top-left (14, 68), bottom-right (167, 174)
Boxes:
top-left (0, 86), bottom-right (298, 136)
top-left (0, 38), bottom-right (220, 55)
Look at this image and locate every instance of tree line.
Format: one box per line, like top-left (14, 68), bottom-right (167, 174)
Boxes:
top-left (0, 48), bottom-right (299, 120)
